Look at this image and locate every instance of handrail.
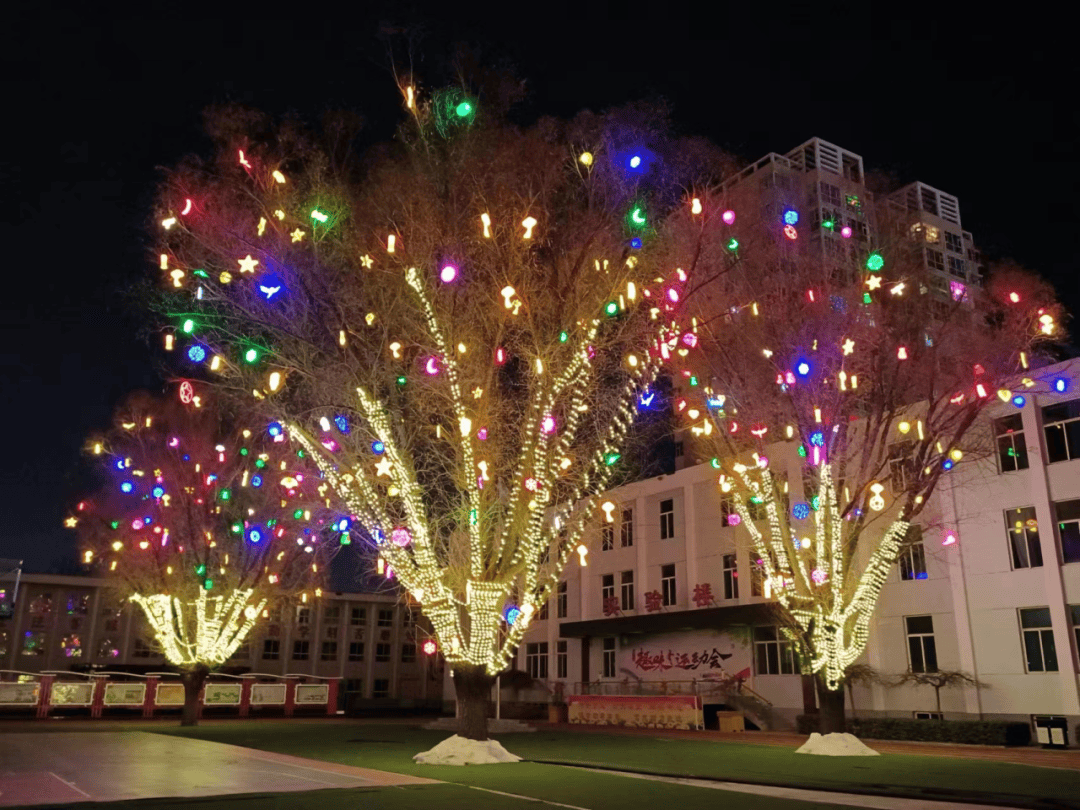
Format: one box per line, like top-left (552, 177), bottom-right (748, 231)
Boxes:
top-left (736, 682), bottom-right (773, 707)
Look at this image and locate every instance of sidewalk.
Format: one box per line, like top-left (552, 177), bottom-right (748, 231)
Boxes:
top-left (531, 722), bottom-right (1080, 771)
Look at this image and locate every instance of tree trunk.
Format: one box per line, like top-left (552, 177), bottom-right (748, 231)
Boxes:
top-left (934, 685), bottom-right (942, 716)
top-left (815, 674), bottom-right (846, 734)
top-left (180, 664), bottom-right (210, 727)
top-left (847, 682), bottom-right (855, 716)
top-left (453, 664), bottom-right (495, 741)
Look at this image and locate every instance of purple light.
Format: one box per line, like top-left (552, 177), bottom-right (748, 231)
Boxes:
top-left (439, 264), bottom-right (458, 283)
top-left (722, 210), bottom-right (736, 225)
top-left (840, 226), bottom-right (853, 239)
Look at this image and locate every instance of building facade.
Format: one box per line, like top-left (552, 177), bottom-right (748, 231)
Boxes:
top-left (0, 574), bottom-right (442, 710)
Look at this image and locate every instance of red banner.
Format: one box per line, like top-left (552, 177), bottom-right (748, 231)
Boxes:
top-left (567, 694), bottom-right (703, 730)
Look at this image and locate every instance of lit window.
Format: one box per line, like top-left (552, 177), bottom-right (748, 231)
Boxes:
top-left (1005, 507), bottom-right (1043, 569)
top-left (994, 414), bottom-right (1029, 472)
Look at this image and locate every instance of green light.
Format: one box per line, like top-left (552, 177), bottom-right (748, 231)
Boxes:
top-left (750, 496), bottom-right (763, 504)
top-left (243, 347), bottom-right (260, 364)
top-left (231, 522), bottom-right (242, 534)
top-left (689, 376), bottom-right (698, 387)
top-left (822, 219), bottom-right (834, 230)
top-left (340, 534), bottom-right (351, 545)
top-left (396, 375), bottom-right (407, 386)
top-left (255, 459), bottom-right (266, 469)
top-left (195, 564), bottom-right (206, 576)
top-left (604, 301), bottom-right (619, 316)
top-left (310, 209), bottom-right (329, 224)
top-left (267, 519), bottom-right (277, 528)
top-left (293, 509), bottom-right (303, 519)
top-left (798, 446), bottom-right (807, 458)
top-left (203, 579), bottom-right (213, 590)
top-left (810, 496), bottom-right (821, 510)
top-left (455, 101), bottom-right (472, 117)
top-left (182, 319), bottom-right (195, 334)
top-left (559, 331), bottom-right (569, 343)
top-left (726, 238), bottom-right (739, 252)
top-left (240, 448), bottom-right (249, 456)
top-left (192, 269), bottom-right (209, 278)
top-left (604, 452), bottom-right (621, 466)
top-left (110, 521), bottom-right (119, 530)
top-left (627, 206), bottom-right (647, 230)
top-left (470, 509), bottom-right (478, 526)
top-left (863, 292), bottom-right (872, 304)
top-left (219, 489), bottom-right (231, 501)
top-left (866, 252), bottom-right (884, 272)
top-left (710, 458), bottom-right (720, 469)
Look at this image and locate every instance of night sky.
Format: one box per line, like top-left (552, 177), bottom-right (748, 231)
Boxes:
top-left (2, 8), bottom-right (1076, 572)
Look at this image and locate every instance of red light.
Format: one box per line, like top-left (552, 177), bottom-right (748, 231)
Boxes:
top-left (783, 225), bottom-right (798, 240)
top-left (423, 640), bottom-right (438, 655)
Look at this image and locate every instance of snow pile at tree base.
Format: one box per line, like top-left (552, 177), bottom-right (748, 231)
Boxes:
top-left (795, 732), bottom-right (880, 756)
top-left (413, 735), bottom-right (522, 765)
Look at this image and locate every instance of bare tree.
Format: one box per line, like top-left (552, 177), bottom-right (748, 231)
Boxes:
top-left (890, 669), bottom-right (986, 716)
top-left (843, 663), bottom-right (883, 716)
top-left (677, 191), bottom-right (1062, 734)
top-left (70, 391), bottom-right (329, 725)
top-left (148, 90), bottom-right (733, 740)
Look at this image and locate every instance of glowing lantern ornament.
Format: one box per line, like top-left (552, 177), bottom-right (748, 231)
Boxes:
top-left (841, 225), bottom-right (853, 238)
top-left (792, 502), bottom-right (811, 520)
top-left (425, 357), bottom-right (441, 376)
top-left (423, 640), bottom-right (438, 656)
top-left (942, 530), bottom-right (958, 547)
top-left (783, 208), bottom-right (799, 225)
top-left (783, 225), bottom-right (798, 240)
top-left (866, 252), bottom-right (884, 272)
top-left (267, 422), bottom-right (283, 437)
top-left (722, 209), bottom-right (736, 225)
top-left (541, 415), bottom-right (557, 435)
top-left (455, 99), bottom-right (473, 118)
top-left (187, 345), bottom-right (207, 363)
top-left (868, 482), bottom-right (886, 511)
top-left (1012, 395), bottom-right (1026, 408)
top-left (439, 264), bottom-right (458, 283)
top-left (504, 605), bottom-right (522, 626)
top-left (691, 198), bottom-right (702, 215)
top-left (796, 359), bottom-right (811, 378)
top-left (522, 216), bottom-right (538, 239)
top-left (390, 527), bottom-right (412, 547)
top-left (579, 152), bottom-right (594, 166)
top-left (1054, 378), bottom-right (1068, 393)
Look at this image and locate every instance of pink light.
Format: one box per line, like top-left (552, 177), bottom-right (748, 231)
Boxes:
top-left (681, 332), bottom-right (698, 348)
top-left (785, 371), bottom-right (796, 385)
top-left (727, 513), bottom-right (741, 526)
top-left (168, 437), bottom-right (179, 447)
top-left (541, 415), bottom-right (557, 434)
top-left (783, 225), bottom-right (798, 240)
top-left (495, 347), bottom-right (506, 365)
top-left (391, 527), bottom-right (412, 547)
top-left (729, 421), bottom-right (739, 433)
top-left (425, 357), bottom-right (440, 375)
top-left (943, 531), bottom-right (958, 546)
top-left (181, 198), bottom-right (193, 216)
top-left (811, 569), bottom-right (827, 585)
top-left (807, 289), bottom-right (815, 302)
top-left (722, 209), bottom-right (736, 225)
top-left (478, 428), bottom-right (488, 440)
top-left (840, 226), bottom-right (852, 238)
top-left (131, 520), bottom-right (144, 530)
top-left (178, 381), bottom-right (194, 404)
top-left (321, 439), bottom-right (338, 451)
top-left (524, 477), bottom-right (541, 492)
top-left (439, 264), bottom-right (458, 283)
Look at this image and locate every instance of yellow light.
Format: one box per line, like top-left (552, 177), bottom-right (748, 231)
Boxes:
top-left (274, 209), bottom-right (285, 220)
top-left (258, 217), bottom-right (267, 236)
top-left (869, 482), bottom-right (886, 511)
top-left (950, 449), bottom-right (963, 462)
top-left (210, 355), bottom-right (221, 371)
top-left (219, 271), bottom-right (232, 284)
top-left (457, 342), bottom-right (467, 354)
top-left (691, 197), bottom-right (702, 215)
top-left (1020, 351), bottom-right (1029, 369)
top-left (405, 86), bottom-right (415, 109)
top-left (160, 254), bottom-right (169, 270)
top-left (92, 442), bottom-right (102, 454)
top-left (579, 152), bottom-right (593, 166)
top-left (481, 213), bottom-right (492, 238)
top-left (522, 216), bottom-right (538, 239)
top-left (164, 334), bottom-right (174, 351)
top-left (785, 426), bottom-right (794, 439)
top-left (387, 234), bottom-right (396, 253)
top-left (272, 170), bottom-right (286, 184)
top-left (917, 420), bottom-right (925, 440)
top-left (460, 417), bottom-right (472, 437)
top-left (339, 330), bottom-right (347, 346)
top-left (601, 501), bottom-right (616, 522)
top-left (365, 312), bottom-right (376, 325)
top-left (389, 342), bottom-right (402, 359)
top-left (898, 421), bottom-right (911, 434)
top-left (627, 354), bottom-right (638, 368)
top-left (162, 217), bottom-right (177, 230)
top-left (170, 269), bottom-right (185, 288)
top-left (268, 371), bottom-right (282, 392)
top-left (627, 281), bottom-right (637, 301)
top-left (576, 544), bottom-right (589, 566)
top-left (111, 541), bottom-right (123, 551)
top-left (535, 358), bottom-right (544, 374)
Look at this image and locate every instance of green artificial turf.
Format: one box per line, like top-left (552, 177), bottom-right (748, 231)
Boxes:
top-left (144, 721), bottom-right (1080, 809)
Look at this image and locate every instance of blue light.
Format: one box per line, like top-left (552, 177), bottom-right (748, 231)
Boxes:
top-left (620, 146), bottom-right (655, 175)
top-left (706, 396), bottom-right (725, 409)
top-left (251, 475), bottom-right (263, 488)
top-left (246, 526), bottom-right (264, 543)
top-left (783, 208), bottom-right (799, 225)
top-left (267, 422), bottom-right (283, 437)
top-left (120, 481), bottom-right (134, 494)
top-left (916, 572), bottom-right (928, 580)
top-left (152, 486), bottom-right (165, 498)
top-left (187, 344), bottom-right (207, 363)
top-left (334, 415), bottom-right (350, 434)
top-left (629, 155), bottom-right (642, 169)
top-left (630, 237), bottom-right (642, 249)
top-left (792, 502), bottom-right (811, 520)
top-left (943, 459), bottom-right (954, 470)
top-left (638, 391), bottom-right (657, 410)
top-left (335, 517), bottom-right (351, 532)
top-left (115, 459), bottom-right (124, 470)
top-left (504, 605), bottom-right (522, 626)
top-left (1054, 378), bottom-right (1068, 393)
top-left (371, 441), bottom-right (385, 454)
top-left (809, 431), bottom-right (825, 447)
top-left (796, 359), bottom-right (811, 377)
top-left (257, 273), bottom-right (284, 301)
top-left (1012, 395), bottom-right (1026, 408)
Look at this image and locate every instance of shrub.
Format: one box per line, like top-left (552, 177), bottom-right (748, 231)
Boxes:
top-left (795, 715), bottom-right (1031, 746)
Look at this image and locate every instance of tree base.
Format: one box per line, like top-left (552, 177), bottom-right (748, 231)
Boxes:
top-left (413, 735), bottom-right (522, 765)
top-left (180, 664), bottom-right (210, 727)
top-left (452, 664), bottom-right (496, 741)
top-left (796, 732), bottom-right (879, 756)
top-left (815, 675), bottom-right (847, 734)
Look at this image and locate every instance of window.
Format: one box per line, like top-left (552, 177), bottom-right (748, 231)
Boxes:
top-left (947, 256), bottom-right (965, 277)
top-left (557, 582), bottom-right (568, 618)
top-left (1005, 506), bottom-right (1043, 569)
top-left (377, 609), bottom-right (394, 627)
top-left (820, 182), bottom-right (841, 207)
top-left (750, 560), bottom-right (765, 597)
top-left (320, 641), bottom-right (338, 661)
top-left (525, 642), bottom-right (549, 679)
top-left (556, 640), bottom-right (568, 679)
top-left (97, 638), bottom-right (119, 659)
top-left (1020, 607), bottom-right (1058, 672)
top-left (914, 711), bottom-right (944, 720)
top-left (660, 499), bottom-right (675, 540)
top-left (1070, 605), bottom-right (1080, 654)
top-left (373, 679), bottom-right (390, 698)
top-left (620, 570), bottom-right (635, 611)
top-left (995, 414), bottom-right (1029, 472)
top-left (602, 637), bottom-right (616, 678)
top-left (292, 640), bottom-right (310, 661)
top-left (348, 642), bottom-right (364, 661)
top-left (888, 441), bottom-right (915, 495)
top-left (133, 638), bottom-right (154, 658)
top-left (296, 606), bottom-right (311, 625)
top-left (323, 605), bottom-right (341, 623)
top-left (601, 521), bottom-right (615, 551)
top-left (899, 527), bottom-right (928, 580)
top-left (746, 497), bottom-right (767, 521)
top-left (601, 574), bottom-right (615, 608)
top-left (753, 626), bottom-right (796, 675)
top-left (925, 248), bottom-right (945, 273)
top-left (621, 508), bottom-right (634, 547)
top-left (65, 592), bottom-right (89, 616)
top-left (905, 616), bottom-right (937, 673)
top-left (1043, 400), bottom-right (1080, 463)
top-left (538, 598), bottom-right (549, 621)
top-left (350, 607), bottom-right (367, 626)
top-left (262, 639), bottom-right (281, 660)
top-left (945, 231), bottom-right (963, 254)
top-left (661, 564), bottom-right (676, 606)
top-left (723, 554), bottom-right (739, 599)
top-left (1054, 499), bottom-right (1080, 563)
top-left (674, 441), bottom-right (684, 458)
top-left (375, 643), bottom-right (391, 662)
top-left (401, 643), bottom-right (416, 663)
top-left (325, 623), bottom-right (339, 640)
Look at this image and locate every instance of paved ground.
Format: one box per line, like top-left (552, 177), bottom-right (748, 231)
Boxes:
top-left (531, 723), bottom-right (1080, 771)
top-left (0, 731), bottom-right (437, 807)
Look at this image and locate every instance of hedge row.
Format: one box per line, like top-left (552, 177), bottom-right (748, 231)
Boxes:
top-left (796, 715), bottom-right (1031, 746)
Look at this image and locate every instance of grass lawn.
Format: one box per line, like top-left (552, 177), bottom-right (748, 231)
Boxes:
top-left (136, 721), bottom-right (1079, 809)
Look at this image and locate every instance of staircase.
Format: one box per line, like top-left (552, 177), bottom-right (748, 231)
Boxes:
top-left (723, 687), bottom-right (778, 731)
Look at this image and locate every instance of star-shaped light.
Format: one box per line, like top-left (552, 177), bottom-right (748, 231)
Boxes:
top-left (238, 255), bottom-right (260, 274)
top-left (290, 229), bottom-right (305, 243)
top-left (360, 254), bottom-right (374, 269)
top-left (375, 457), bottom-right (393, 477)
top-left (64, 516), bottom-right (78, 528)
top-left (842, 338), bottom-right (855, 356)
top-left (865, 274), bottom-right (882, 290)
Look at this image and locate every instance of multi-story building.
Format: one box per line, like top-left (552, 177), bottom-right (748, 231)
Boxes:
top-left (0, 572), bottom-right (443, 711)
top-left (515, 355), bottom-right (1080, 733)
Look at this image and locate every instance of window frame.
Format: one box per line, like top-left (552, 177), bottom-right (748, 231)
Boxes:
top-left (557, 581), bottom-right (568, 619)
top-left (723, 553), bottom-right (739, 599)
top-left (753, 626), bottom-right (796, 675)
top-left (320, 640), bottom-right (338, 661)
top-left (660, 563), bottom-right (676, 606)
top-left (621, 507), bottom-right (634, 547)
top-left (601, 521), bottom-right (615, 551)
top-left (1019, 607), bottom-right (1058, 673)
top-left (620, 570), bottom-right (635, 612)
top-left (377, 609), bottom-right (394, 628)
top-left (1042, 400), bottom-right (1080, 464)
top-left (291, 640), bottom-right (311, 661)
top-left (348, 641), bottom-right (365, 661)
top-left (1054, 499), bottom-right (1080, 564)
top-left (375, 642), bottom-right (392, 663)
top-left (898, 528), bottom-right (928, 581)
top-left (1005, 506), bottom-right (1043, 569)
top-left (994, 414), bottom-right (1029, 473)
top-left (262, 639), bottom-right (281, 660)
top-left (525, 642), bottom-right (549, 679)
top-left (602, 637), bottom-right (616, 678)
top-left (905, 615), bottom-right (938, 673)
top-left (660, 499), bottom-right (675, 540)
top-left (350, 607), bottom-right (367, 627)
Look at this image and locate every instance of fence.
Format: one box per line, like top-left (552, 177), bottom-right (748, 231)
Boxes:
top-left (569, 677), bottom-right (771, 704)
top-left (0, 670), bottom-right (339, 720)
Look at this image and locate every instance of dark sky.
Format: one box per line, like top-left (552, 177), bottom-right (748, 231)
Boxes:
top-left (2, 7), bottom-right (1076, 572)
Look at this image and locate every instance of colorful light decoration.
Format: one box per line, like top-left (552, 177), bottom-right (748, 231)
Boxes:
top-left (840, 225), bottom-right (852, 238)
top-left (423, 639), bottom-right (438, 655)
top-left (783, 208), bottom-right (799, 225)
top-left (439, 264), bottom-right (458, 283)
top-left (722, 210), bottom-right (736, 225)
top-left (187, 345), bottom-right (207, 363)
